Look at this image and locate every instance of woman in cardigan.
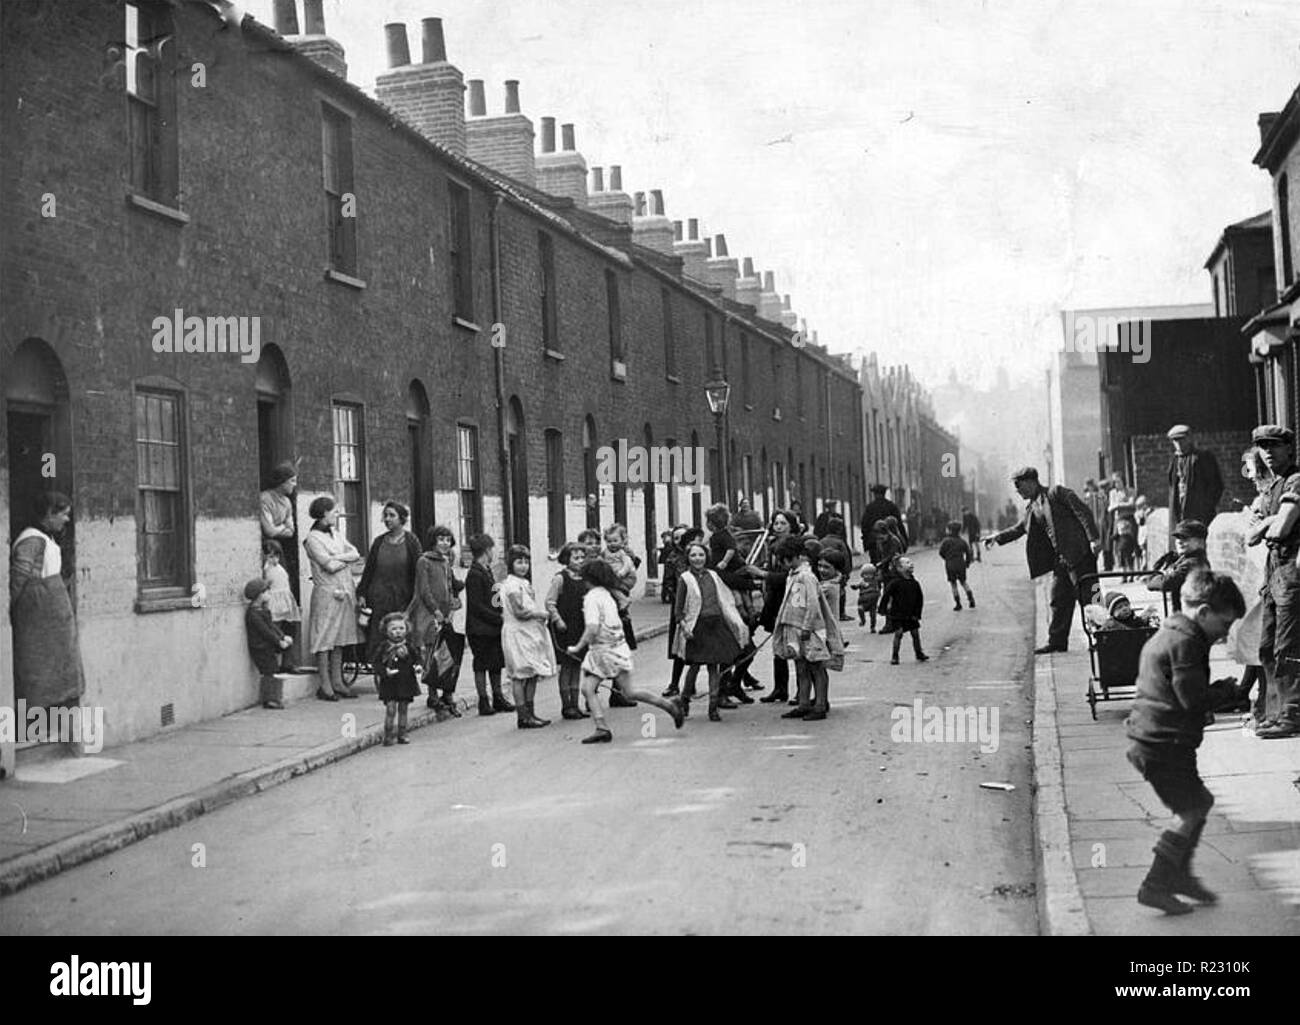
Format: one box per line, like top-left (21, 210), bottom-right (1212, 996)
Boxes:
top-left (357, 501), bottom-right (422, 668)
top-left (674, 540), bottom-right (749, 721)
top-left (303, 494), bottom-right (363, 701)
top-left (10, 492), bottom-right (85, 720)
top-left (409, 524), bottom-right (466, 719)
top-left (463, 532), bottom-right (515, 716)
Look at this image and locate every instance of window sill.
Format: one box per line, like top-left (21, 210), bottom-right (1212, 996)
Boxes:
top-left (126, 192), bottom-right (190, 225)
top-left (666, 374), bottom-right (681, 385)
top-left (453, 317), bottom-right (480, 333)
top-left (544, 348), bottom-right (566, 362)
top-left (611, 360), bottom-right (627, 381)
top-left (325, 269), bottom-right (367, 290)
top-left (135, 593), bottom-right (200, 614)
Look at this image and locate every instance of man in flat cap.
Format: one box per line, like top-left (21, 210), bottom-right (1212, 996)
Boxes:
top-left (1247, 424), bottom-right (1300, 738)
top-left (986, 466), bottom-right (1101, 654)
top-left (1167, 425), bottom-right (1223, 544)
top-left (860, 484), bottom-right (907, 562)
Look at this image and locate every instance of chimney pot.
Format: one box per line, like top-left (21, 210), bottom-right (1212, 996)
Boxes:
top-left (763, 270), bottom-right (775, 291)
top-left (541, 117), bottom-right (557, 153)
top-left (303, 0), bottom-right (324, 34)
top-left (610, 166), bottom-right (623, 191)
top-left (504, 80), bottom-right (521, 114)
top-left (562, 123), bottom-right (576, 151)
top-left (274, 0), bottom-right (299, 35)
top-left (783, 294), bottom-right (791, 308)
top-left (673, 220), bottom-right (683, 242)
top-left (468, 79), bottom-right (486, 116)
top-left (421, 17), bottom-right (447, 63)
top-left (650, 189), bottom-right (665, 216)
top-left (743, 257), bottom-right (755, 277)
top-left (714, 234), bottom-right (729, 257)
top-left (704, 237), bottom-right (713, 257)
top-left (591, 166), bottom-right (605, 192)
top-left (634, 191), bottom-right (647, 216)
top-left (384, 23), bottom-right (411, 68)
top-left (688, 218), bottom-right (699, 241)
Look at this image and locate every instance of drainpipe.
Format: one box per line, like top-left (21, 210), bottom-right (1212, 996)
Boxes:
top-left (489, 191), bottom-right (512, 544)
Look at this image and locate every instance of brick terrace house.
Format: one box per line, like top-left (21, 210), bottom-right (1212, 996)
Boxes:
top-left (0, 1), bottom-right (869, 764)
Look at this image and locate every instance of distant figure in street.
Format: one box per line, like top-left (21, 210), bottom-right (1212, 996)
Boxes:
top-left (938, 521), bottom-right (975, 611)
top-left (1082, 479), bottom-right (1111, 570)
top-left (880, 556), bottom-right (927, 664)
top-left (1125, 569), bottom-right (1243, 914)
top-left (1166, 425), bottom-right (1224, 544)
top-left (860, 484), bottom-right (907, 558)
top-left (813, 499), bottom-right (840, 539)
top-left (985, 467), bottom-right (1102, 655)
top-left (961, 506), bottom-right (982, 562)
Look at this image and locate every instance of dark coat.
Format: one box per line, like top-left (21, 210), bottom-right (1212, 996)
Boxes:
top-left (1126, 614), bottom-right (1234, 749)
top-left (463, 561), bottom-right (502, 637)
top-left (1167, 447), bottom-right (1224, 526)
top-left (991, 484), bottom-right (1099, 579)
top-left (880, 577), bottom-right (924, 623)
top-left (860, 497), bottom-right (907, 553)
top-left (245, 604), bottom-right (286, 675)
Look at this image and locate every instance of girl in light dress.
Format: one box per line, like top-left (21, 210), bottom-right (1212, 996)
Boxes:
top-left (262, 539), bottom-right (301, 672)
top-left (499, 544), bottom-right (557, 730)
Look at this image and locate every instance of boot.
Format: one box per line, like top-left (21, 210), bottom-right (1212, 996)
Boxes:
top-left (382, 722), bottom-right (395, 747)
top-left (708, 699), bottom-right (721, 722)
top-left (478, 696), bottom-right (495, 716)
top-left (260, 674), bottom-right (284, 710)
top-left (475, 672), bottom-right (495, 716)
top-left (517, 703), bottom-right (546, 729)
top-left (561, 680), bottom-right (589, 719)
top-left (491, 677), bottom-right (515, 713)
top-left (1136, 832), bottom-right (1195, 915)
top-left (1173, 822), bottom-right (1218, 904)
top-left (396, 708), bottom-right (410, 745)
top-left (525, 701), bottom-right (550, 728)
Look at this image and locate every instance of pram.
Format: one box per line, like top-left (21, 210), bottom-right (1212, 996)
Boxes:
top-left (1078, 570), bottom-right (1166, 720)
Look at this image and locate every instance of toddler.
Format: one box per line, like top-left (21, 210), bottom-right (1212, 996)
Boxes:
top-left (244, 577), bottom-right (292, 709)
top-left (375, 612), bottom-right (422, 745)
top-left (851, 563), bottom-right (881, 630)
top-left (880, 557), bottom-right (928, 664)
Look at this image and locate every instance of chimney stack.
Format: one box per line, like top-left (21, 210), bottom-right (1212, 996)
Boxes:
top-left (633, 188), bottom-right (675, 255)
top-left (468, 79), bottom-right (486, 117)
top-left (736, 257), bottom-right (763, 311)
top-left (705, 233), bottom-right (739, 300)
top-left (375, 20), bottom-right (465, 155)
top-left (536, 118), bottom-right (587, 205)
top-left (589, 163), bottom-right (633, 224)
top-left (779, 294), bottom-right (799, 330)
top-left (280, 0), bottom-right (346, 78)
top-left (464, 79), bottom-right (536, 184)
top-left (591, 166), bottom-right (605, 192)
top-left (673, 220), bottom-right (684, 242)
top-left (1259, 111), bottom-right (1281, 146)
top-left (673, 216), bottom-right (710, 281)
top-left (759, 270), bottom-right (783, 322)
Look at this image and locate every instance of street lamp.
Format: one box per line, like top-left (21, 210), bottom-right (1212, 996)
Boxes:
top-left (705, 372), bottom-right (731, 506)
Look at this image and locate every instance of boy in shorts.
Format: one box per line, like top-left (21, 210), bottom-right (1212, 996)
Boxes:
top-left (1125, 568), bottom-right (1243, 914)
top-left (937, 520), bottom-right (975, 611)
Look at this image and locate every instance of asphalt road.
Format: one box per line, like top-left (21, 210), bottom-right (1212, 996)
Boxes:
top-left (0, 547), bottom-right (1040, 935)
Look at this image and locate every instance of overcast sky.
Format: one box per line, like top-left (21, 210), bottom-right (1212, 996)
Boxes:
top-left (245, 0), bottom-right (1300, 389)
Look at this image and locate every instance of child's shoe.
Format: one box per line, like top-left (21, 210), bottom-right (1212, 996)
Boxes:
top-left (581, 728), bottom-right (613, 744)
top-left (382, 726), bottom-right (395, 747)
top-left (967, 596), bottom-right (976, 608)
top-left (953, 602), bottom-right (962, 611)
top-left (890, 657), bottom-right (900, 665)
top-left (916, 653), bottom-right (930, 662)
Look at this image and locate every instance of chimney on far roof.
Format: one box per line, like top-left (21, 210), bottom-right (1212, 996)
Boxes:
top-left (633, 188), bottom-right (675, 255)
top-left (536, 118), bottom-right (587, 205)
top-left (759, 271), bottom-right (783, 322)
top-left (591, 166), bottom-right (605, 192)
top-left (281, 0), bottom-right (347, 79)
top-left (375, 19), bottom-right (464, 154)
top-left (779, 294), bottom-right (798, 330)
top-left (464, 79), bottom-right (535, 185)
top-left (705, 234), bottom-right (739, 300)
top-left (468, 79), bottom-right (486, 117)
top-left (735, 257), bottom-right (762, 311)
top-left (589, 164), bottom-right (633, 224)
top-left (673, 216), bottom-right (710, 282)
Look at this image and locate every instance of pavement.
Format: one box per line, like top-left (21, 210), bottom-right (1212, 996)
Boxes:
top-left (3, 559), bottom-right (1298, 936)
top-left (1032, 571), bottom-right (1300, 935)
top-left (0, 597), bottom-right (672, 898)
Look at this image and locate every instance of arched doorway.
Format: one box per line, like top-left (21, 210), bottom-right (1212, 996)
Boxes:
top-left (6, 338), bottom-right (74, 574)
top-left (506, 397), bottom-right (529, 546)
top-left (407, 381), bottom-right (432, 539)
top-left (255, 346), bottom-right (298, 603)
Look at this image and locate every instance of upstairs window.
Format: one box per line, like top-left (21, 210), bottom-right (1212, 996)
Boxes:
top-left (705, 314), bottom-right (716, 374)
top-left (606, 270), bottom-right (624, 366)
top-left (662, 288), bottom-right (677, 378)
top-left (322, 105), bottom-right (357, 275)
top-left (1280, 173), bottom-right (1294, 288)
top-left (545, 429), bottom-right (566, 551)
top-left (540, 232), bottom-right (558, 350)
top-left (126, 2), bottom-right (179, 206)
top-left (448, 181), bottom-right (473, 321)
top-left (741, 334), bottom-right (752, 403)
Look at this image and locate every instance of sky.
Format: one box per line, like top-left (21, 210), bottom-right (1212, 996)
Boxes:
top-left (244, 0), bottom-right (1300, 390)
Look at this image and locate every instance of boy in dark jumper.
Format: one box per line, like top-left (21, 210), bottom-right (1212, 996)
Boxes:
top-left (1125, 569), bottom-right (1243, 914)
top-left (881, 556), bottom-right (928, 664)
top-left (244, 577), bottom-right (292, 709)
top-left (938, 520), bottom-right (975, 611)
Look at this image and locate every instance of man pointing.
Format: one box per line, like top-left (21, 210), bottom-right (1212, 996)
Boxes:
top-left (986, 466), bottom-right (1102, 654)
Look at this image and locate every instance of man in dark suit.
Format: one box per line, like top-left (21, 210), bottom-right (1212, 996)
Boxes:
top-left (860, 484), bottom-right (907, 559)
top-left (986, 467), bottom-right (1102, 654)
top-left (1166, 425), bottom-right (1224, 543)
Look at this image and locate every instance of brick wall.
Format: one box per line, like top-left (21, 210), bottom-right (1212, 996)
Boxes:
top-left (1129, 431), bottom-right (1255, 515)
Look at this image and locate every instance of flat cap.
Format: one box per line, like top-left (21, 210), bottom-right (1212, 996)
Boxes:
top-left (244, 577), bottom-right (271, 601)
top-left (869, 483), bottom-right (888, 493)
top-left (1252, 424), bottom-right (1295, 445)
top-left (1172, 519), bottom-right (1207, 540)
top-left (1011, 466), bottom-right (1040, 483)
top-left (1166, 424), bottom-right (1190, 440)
